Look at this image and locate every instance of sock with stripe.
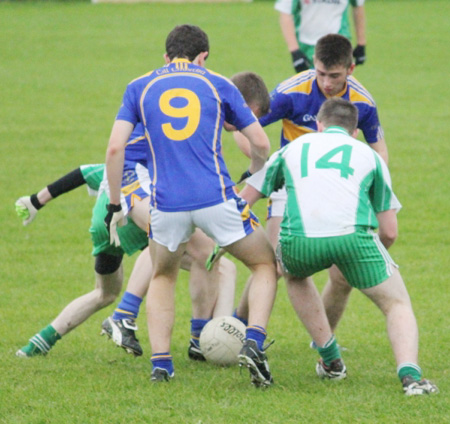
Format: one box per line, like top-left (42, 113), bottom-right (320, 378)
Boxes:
top-left (190, 318), bottom-right (209, 347)
top-left (20, 325), bottom-right (61, 357)
top-left (246, 325), bottom-right (267, 350)
top-left (151, 352), bottom-right (174, 376)
top-left (317, 335), bottom-right (341, 366)
top-left (112, 291), bottom-right (142, 321)
top-left (397, 363), bottom-right (422, 382)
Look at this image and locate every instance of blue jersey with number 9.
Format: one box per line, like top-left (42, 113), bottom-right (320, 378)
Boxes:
top-left (116, 59), bottom-right (256, 212)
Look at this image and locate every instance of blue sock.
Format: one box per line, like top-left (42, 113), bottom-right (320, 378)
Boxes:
top-left (112, 291), bottom-right (142, 320)
top-left (233, 309), bottom-right (248, 326)
top-left (151, 352), bottom-right (174, 375)
top-left (190, 318), bottom-right (209, 347)
top-left (246, 325), bottom-right (266, 350)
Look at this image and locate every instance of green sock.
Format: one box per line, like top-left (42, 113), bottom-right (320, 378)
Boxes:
top-left (397, 363), bottom-right (422, 382)
top-left (21, 325), bottom-right (61, 357)
top-left (317, 335), bottom-right (341, 366)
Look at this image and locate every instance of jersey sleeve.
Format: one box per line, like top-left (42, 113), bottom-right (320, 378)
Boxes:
top-left (350, 0), bottom-right (365, 7)
top-left (274, 0), bottom-right (295, 14)
top-left (358, 103), bottom-right (384, 144)
top-left (116, 84), bottom-right (140, 126)
top-left (259, 87), bottom-right (294, 127)
top-left (370, 153), bottom-right (402, 213)
top-left (80, 164), bottom-right (105, 194)
top-left (259, 150), bottom-right (286, 197)
top-left (223, 81), bottom-right (257, 130)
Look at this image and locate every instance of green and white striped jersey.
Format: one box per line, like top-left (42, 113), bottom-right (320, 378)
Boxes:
top-left (274, 0), bottom-right (364, 46)
top-left (253, 127), bottom-right (400, 238)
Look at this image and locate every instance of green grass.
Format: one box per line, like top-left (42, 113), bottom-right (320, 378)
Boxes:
top-left (1, 1), bottom-right (449, 423)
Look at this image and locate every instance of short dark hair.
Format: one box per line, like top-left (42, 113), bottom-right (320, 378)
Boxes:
top-left (231, 71), bottom-right (270, 117)
top-left (315, 34), bottom-right (353, 69)
top-left (317, 98), bottom-right (358, 133)
top-left (165, 25), bottom-right (209, 62)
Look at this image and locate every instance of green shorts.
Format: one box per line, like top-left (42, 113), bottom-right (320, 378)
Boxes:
top-left (278, 229), bottom-right (397, 289)
top-left (89, 191), bottom-right (148, 257)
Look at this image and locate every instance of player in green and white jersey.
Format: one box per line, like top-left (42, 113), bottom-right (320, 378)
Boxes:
top-left (275, 0), bottom-right (366, 72)
top-left (241, 98), bottom-right (438, 395)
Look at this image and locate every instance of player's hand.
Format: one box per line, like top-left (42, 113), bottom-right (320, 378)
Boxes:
top-left (353, 45), bottom-right (366, 65)
top-left (15, 196), bottom-right (38, 226)
top-left (291, 49), bottom-right (311, 73)
top-left (104, 203), bottom-right (125, 247)
top-left (237, 169), bottom-right (252, 184)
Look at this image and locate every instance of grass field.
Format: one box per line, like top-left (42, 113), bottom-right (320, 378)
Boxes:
top-left (1, 1), bottom-right (449, 423)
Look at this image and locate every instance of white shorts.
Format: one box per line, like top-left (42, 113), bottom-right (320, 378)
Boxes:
top-left (149, 197), bottom-right (260, 252)
top-left (267, 187), bottom-right (287, 219)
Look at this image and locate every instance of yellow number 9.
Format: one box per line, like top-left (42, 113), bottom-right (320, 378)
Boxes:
top-left (159, 89), bottom-right (201, 141)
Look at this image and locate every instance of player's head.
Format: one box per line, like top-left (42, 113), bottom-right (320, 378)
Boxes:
top-left (315, 34), bottom-right (353, 69)
top-left (317, 98), bottom-right (359, 135)
top-left (313, 34), bottom-right (355, 97)
top-left (165, 25), bottom-right (209, 62)
top-left (231, 71), bottom-right (270, 118)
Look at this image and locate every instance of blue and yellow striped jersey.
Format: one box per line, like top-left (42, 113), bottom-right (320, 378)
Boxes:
top-left (260, 70), bottom-right (383, 148)
top-left (116, 59), bottom-right (256, 212)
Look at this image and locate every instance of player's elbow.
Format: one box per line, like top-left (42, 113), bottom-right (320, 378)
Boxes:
top-left (377, 209), bottom-right (398, 249)
top-left (379, 228), bottom-right (397, 249)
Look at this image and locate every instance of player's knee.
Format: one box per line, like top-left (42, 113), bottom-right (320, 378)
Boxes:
top-left (95, 253), bottom-right (123, 275)
top-left (218, 257), bottom-right (236, 279)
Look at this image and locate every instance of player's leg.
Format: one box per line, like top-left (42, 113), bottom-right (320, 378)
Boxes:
top-left (145, 208), bottom-right (194, 382)
top-left (184, 230), bottom-right (221, 360)
top-left (52, 254), bottom-right (123, 335)
top-left (16, 253), bottom-right (123, 358)
top-left (194, 198), bottom-right (277, 387)
top-left (224, 227), bottom-right (278, 387)
top-left (147, 239), bottom-right (187, 382)
top-left (213, 256), bottom-right (236, 317)
top-left (185, 236), bottom-right (238, 360)
top-left (284, 273), bottom-right (346, 379)
top-left (233, 215), bottom-right (283, 324)
top-left (361, 268), bottom-right (438, 395)
top-left (279, 236), bottom-right (346, 380)
top-left (101, 247), bottom-right (151, 356)
top-left (321, 265), bottom-right (353, 333)
top-left (100, 188), bottom-right (150, 355)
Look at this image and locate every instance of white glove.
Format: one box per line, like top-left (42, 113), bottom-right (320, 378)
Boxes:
top-left (104, 204), bottom-right (125, 247)
top-left (15, 196), bottom-right (38, 226)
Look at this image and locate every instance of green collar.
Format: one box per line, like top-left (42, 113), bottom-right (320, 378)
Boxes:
top-left (323, 126), bottom-right (349, 136)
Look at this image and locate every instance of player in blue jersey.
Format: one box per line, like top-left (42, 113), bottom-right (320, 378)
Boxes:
top-left (105, 25), bottom-right (277, 386)
top-left (233, 33), bottom-right (389, 343)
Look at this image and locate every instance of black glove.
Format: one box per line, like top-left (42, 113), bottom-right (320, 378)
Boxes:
top-left (237, 169), bottom-right (252, 184)
top-left (291, 49), bottom-right (311, 73)
top-left (353, 45), bottom-right (366, 65)
top-left (104, 203), bottom-right (124, 246)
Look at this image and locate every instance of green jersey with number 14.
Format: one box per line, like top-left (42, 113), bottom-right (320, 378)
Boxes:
top-left (259, 126), bottom-right (401, 238)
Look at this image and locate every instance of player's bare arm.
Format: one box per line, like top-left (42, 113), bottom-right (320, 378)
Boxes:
top-left (376, 209), bottom-right (398, 249)
top-left (106, 120), bottom-right (134, 205)
top-left (240, 122), bottom-right (270, 174)
top-left (370, 138), bottom-right (389, 165)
